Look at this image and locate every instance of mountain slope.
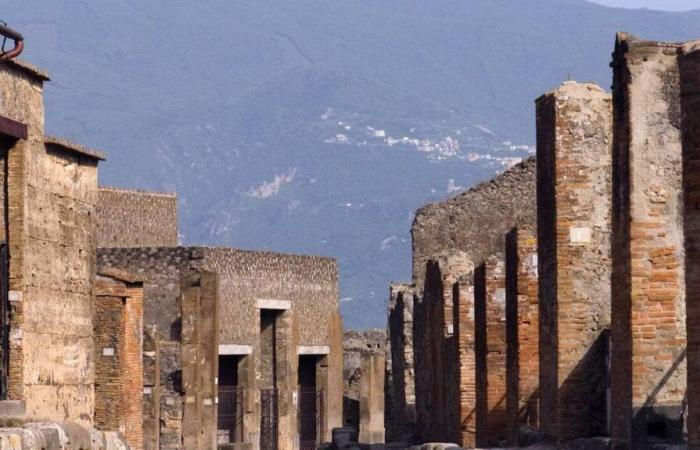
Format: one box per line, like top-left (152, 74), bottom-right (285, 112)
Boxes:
top-left (6, 0), bottom-right (700, 327)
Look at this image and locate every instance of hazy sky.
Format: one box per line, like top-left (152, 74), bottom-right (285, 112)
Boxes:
top-left (590, 0), bottom-right (700, 10)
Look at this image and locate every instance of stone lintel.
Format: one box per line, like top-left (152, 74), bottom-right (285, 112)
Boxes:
top-left (255, 299), bottom-right (291, 310)
top-left (297, 345), bottom-right (330, 355)
top-left (218, 344), bottom-right (252, 355)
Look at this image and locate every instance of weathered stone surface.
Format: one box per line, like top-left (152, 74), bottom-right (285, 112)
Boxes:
top-left (611, 33), bottom-right (686, 449)
top-left (97, 187), bottom-right (178, 248)
top-left (536, 81), bottom-right (613, 442)
top-left (411, 158), bottom-right (536, 293)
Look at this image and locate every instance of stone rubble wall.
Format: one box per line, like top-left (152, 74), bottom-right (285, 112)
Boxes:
top-left (97, 187), bottom-right (178, 249)
top-left (411, 158), bottom-right (536, 293)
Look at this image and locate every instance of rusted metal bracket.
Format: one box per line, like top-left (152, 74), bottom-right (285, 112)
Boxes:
top-left (0, 23), bottom-right (23, 61)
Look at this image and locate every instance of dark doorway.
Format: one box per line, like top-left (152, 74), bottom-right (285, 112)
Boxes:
top-left (298, 356), bottom-right (319, 450)
top-left (260, 310), bottom-right (279, 450)
top-left (217, 355), bottom-right (243, 444)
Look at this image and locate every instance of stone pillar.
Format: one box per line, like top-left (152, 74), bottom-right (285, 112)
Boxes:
top-left (359, 354), bottom-right (385, 444)
top-left (386, 283), bottom-right (416, 443)
top-left (454, 275), bottom-right (476, 448)
top-left (94, 269), bottom-right (144, 450)
top-left (505, 228), bottom-right (539, 446)
top-left (536, 81), bottom-right (613, 442)
top-left (475, 255), bottom-right (507, 447)
top-left (680, 39), bottom-right (700, 449)
top-left (611, 33), bottom-right (686, 449)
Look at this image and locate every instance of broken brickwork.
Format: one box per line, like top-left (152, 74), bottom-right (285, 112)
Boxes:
top-left (97, 187), bottom-right (178, 248)
top-left (536, 81), bottom-right (613, 442)
top-left (611, 34), bottom-right (687, 450)
top-left (94, 268), bottom-right (144, 450)
top-left (474, 256), bottom-right (507, 447)
top-left (505, 228), bottom-right (538, 446)
top-left (385, 283), bottom-right (416, 443)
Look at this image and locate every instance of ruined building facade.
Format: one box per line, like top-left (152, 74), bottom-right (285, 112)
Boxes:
top-left (385, 33), bottom-right (700, 450)
top-left (96, 186), bottom-right (344, 450)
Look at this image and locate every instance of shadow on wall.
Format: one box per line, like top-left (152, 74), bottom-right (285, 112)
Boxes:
top-left (344, 396), bottom-right (359, 430)
top-left (554, 330), bottom-right (610, 440)
top-left (387, 290), bottom-right (417, 443)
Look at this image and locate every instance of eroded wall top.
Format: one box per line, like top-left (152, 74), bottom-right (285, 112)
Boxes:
top-left (411, 158), bottom-right (536, 290)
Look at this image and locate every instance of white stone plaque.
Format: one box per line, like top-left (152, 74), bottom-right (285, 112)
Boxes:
top-left (570, 227), bottom-right (592, 244)
top-left (8, 291), bottom-right (21, 302)
top-left (102, 347), bottom-right (115, 357)
top-left (203, 398), bottom-right (213, 406)
top-left (143, 387), bottom-right (152, 395)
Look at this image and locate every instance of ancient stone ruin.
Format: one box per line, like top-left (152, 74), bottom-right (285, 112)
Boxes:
top-left (384, 33), bottom-right (700, 450)
top-left (0, 26), bottom-right (345, 450)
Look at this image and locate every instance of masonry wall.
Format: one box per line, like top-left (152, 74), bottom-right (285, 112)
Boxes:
top-left (505, 228), bottom-right (538, 446)
top-left (0, 61), bottom-right (102, 426)
top-left (535, 81), bottom-right (613, 442)
top-left (97, 248), bottom-right (218, 450)
top-left (97, 187), bottom-right (178, 248)
top-left (411, 158), bottom-right (537, 291)
top-left (680, 39), bottom-right (700, 449)
top-left (344, 330), bottom-right (386, 433)
top-left (611, 34), bottom-right (687, 449)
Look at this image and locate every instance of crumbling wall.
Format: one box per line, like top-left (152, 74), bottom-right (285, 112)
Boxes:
top-left (411, 158), bottom-right (536, 292)
top-left (611, 33), bottom-right (687, 449)
top-left (97, 187), bottom-right (178, 248)
top-left (536, 81), bottom-right (613, 442)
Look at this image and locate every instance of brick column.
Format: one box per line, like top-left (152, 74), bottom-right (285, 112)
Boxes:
top-left (475, 255), bottom-right (507, 447)
top-left (536, 81), bottom-right (613, 442)
top-left (453, 275), bottom-right (476, 448)
top-left (680, 39), bottom-right (700, 449)
top-left (611, 33), bottom-right (686, 449)
top-left (505, 228), bottom-right (539, 446)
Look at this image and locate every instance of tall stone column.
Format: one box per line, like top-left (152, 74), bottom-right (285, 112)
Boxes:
top-left (611, 33), bottom-right (686, 449)
top-left (505, 227), bottom-right (539, 446)
top-left (359, 353), bottom-right (386, 444)
top-left (536, 81), bottom-right (613, 442)
top-left (475, 255), bottom-right (507, 447)
top-left (680, 39), bottom-right (700, 450)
